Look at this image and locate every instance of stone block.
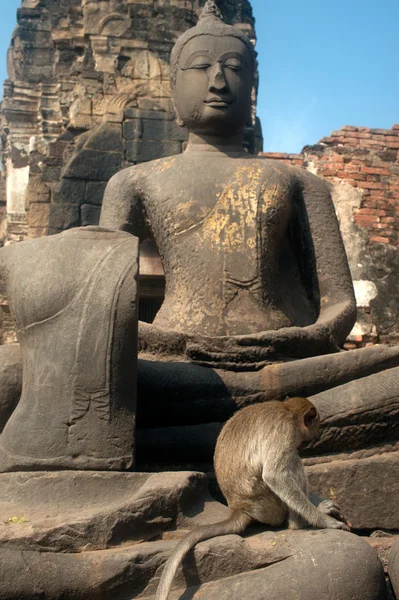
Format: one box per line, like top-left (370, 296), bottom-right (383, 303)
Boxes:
top-left (47, 203), bottom-right (80, 232)
top-left (307, 452), bottom-right (399, 530)
top-left (142, 119), bottom-right (188, 142)
top-left (53, 178), bottom-right (86, 204)
top-left (29, 202), bottom-right (50, 228)
top-left (26, 180), bottom-right (51, 204)
top-left (62, 149), bottom-right (123, 181)
top-left (84, 123), bottom-right (124, 153)
top-left (42, 166), bottom-right (62, 182)
top-left (126, 140), bottom-right (181, 163)
top-left (81, 203), bottom-right (101, 226)
top-left (124, 107), bottom-right (174, 121)
top-left (123, 119), bottom-right (143, 140)
top-left (85, 181), bottom-right (107, 206)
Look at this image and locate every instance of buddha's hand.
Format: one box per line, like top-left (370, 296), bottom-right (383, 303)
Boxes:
top-left (186, 324), bottom-right (340, 368)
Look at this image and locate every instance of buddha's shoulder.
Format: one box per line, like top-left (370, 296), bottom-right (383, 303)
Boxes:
top-left (107, 154), bottom-right (181, 181)
top-left (251, 157), bottom-right (330, 187)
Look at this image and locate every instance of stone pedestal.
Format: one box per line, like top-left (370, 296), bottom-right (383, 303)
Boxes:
top-left (0, 471), bottom-right (388, 600)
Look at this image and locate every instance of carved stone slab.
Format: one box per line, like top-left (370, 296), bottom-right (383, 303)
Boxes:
top-left (0, 227), bottom-right (138, 471)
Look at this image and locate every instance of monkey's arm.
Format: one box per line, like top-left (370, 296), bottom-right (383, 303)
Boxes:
top-left (262, 454), bottom-right (350, 531)
top-left (309, 492), bottom-right (352, 528)
top-left (100, 168), bottom-right (144, 239)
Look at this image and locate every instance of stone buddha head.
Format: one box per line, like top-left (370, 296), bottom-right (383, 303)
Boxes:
top-left (170, 1), bottom-right (256, 137)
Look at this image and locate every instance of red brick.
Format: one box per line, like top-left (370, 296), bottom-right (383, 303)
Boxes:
top-left (381, 217), bottom-right (395, 223)
top-left (354, 214), bottom-right (380, 225)
top-left (355, 208), bottom-right (386, 216)
top-left (370, 236), bottom-right (391, 244)
top-left (337, 171), bottom-right (365, 180)
top-left (357, 181), bottom-right (385, 190)
top-left (319, 169), bottom-right (337, 177)
top-left (361, 167), bottom-right (391, 176)
top-left (370, 129), bottom-right (389, 135)
top-left (341, 126), bottom-right (358, 131)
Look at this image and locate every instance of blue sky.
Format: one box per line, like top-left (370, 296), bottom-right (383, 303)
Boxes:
top-left (0, 0), bottom-right (397, 153)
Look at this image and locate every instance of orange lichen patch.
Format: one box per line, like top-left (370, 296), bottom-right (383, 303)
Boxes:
top-left (151, 156), bottom-right (177, 174)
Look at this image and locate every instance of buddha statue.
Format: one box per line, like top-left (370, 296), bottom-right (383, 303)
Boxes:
top-left (99, 0), bottom-right (399, 483)
top-left (0, 3), bottom-right (395, 597)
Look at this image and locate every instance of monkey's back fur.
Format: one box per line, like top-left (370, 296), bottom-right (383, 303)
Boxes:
top-left (215, 400), bottom-right (308, 526)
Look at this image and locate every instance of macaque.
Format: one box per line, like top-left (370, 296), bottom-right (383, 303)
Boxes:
top-left (155, 398), bottom-right (351, 600)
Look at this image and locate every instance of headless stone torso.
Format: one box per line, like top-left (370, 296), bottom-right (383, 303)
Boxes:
top-left (137, 152), bottom-right (318, 337)
top-left (0, 227), bottom-right (139, 472)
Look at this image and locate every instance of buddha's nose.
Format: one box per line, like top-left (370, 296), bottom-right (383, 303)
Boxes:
top-left (208, 62), bottom-right (228, 92)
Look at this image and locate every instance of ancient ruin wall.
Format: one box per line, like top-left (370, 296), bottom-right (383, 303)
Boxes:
top-left (260, 124), bottom-right (399, 347)
top-left (0, 0), bottom-right (256, 343)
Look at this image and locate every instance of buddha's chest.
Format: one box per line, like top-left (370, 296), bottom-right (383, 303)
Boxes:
top-left (144, 161), bottom-right (293, 256)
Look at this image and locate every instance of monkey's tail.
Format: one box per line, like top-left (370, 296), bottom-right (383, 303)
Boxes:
top-left (155, 510), bottom-right (251, 600)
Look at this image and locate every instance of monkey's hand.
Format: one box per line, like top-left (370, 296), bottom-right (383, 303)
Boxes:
top-left (318, 500), bottom-right (352, 530)
top-left (322, 514), bottom-right (351, 532)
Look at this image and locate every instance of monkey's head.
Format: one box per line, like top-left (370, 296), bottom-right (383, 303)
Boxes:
top-left (284, 397), bottom-right (321, 445)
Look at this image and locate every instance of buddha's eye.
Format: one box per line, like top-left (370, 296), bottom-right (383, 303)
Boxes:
top-left (190, 63), bottom-right (212, 70)
top-left (224, 61), bottom-right (242, 72)
top-left (187, 55), bottom-right (212, 70)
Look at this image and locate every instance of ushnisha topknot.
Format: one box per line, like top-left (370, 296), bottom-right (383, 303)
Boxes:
top-left (199, 0), bottom-right (223, 21)
top-left (170, 0), bottom-right (257, 88)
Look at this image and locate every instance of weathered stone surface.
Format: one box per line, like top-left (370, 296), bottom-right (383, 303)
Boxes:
top-left (126, 139), bottom-right (182, 162)
top-left (81, 203), bottom-right (101, 226)
top-left (154, 530), bottom-right (387, 600)
top-left (0, 527), bottom-right (386, 600)
top-left (389, 538), bottom-right (399, 598)
top-left (124, 107), bottom-right (175, 121)
top-left (48, 202), bottom-right (80, 233)
top-left (307, 452), bottom-right (399, 530)
top-left (62, 149), bottom-right (123, 181)
top-left (142, 119), bottom-right (188, 142)
top-left (123, 118), bottom-right (144, 140)
top-left (85, 123), bottom-right (124, 153)
top-left (0, 228), bottom-right (139, 471)
top-left (85, 181), bottom-right (107, 205)
top-left (53, 178), bottom-right (86, 204)
top-left (0, 471), bottom-right (213, 553)
top-left (0, 344), bottom-right (21, 432)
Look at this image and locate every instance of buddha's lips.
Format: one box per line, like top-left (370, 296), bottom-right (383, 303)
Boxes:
top-left (204, 98), bottom-right (232, 107)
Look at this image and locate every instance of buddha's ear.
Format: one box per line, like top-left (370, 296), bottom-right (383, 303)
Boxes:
top-left (171, 96), bottom-right (186, 128)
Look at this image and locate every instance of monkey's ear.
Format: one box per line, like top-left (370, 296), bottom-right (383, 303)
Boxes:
top-left (304, 407), bottom-right (318, 427)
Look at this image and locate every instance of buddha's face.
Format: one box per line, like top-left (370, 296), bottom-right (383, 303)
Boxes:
top-left (173, 34), bottom-right (253, 137)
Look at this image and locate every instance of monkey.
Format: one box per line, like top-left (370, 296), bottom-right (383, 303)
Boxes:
top-left (155, 397), bottom-right (351, 600)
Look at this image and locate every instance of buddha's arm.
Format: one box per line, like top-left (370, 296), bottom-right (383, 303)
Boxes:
top-left (100, 169), bottom-right (144, 238)
top-left (184, 172), bottom-right (357, 366)
top-left (298, 170), bottom-right (356, 346)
